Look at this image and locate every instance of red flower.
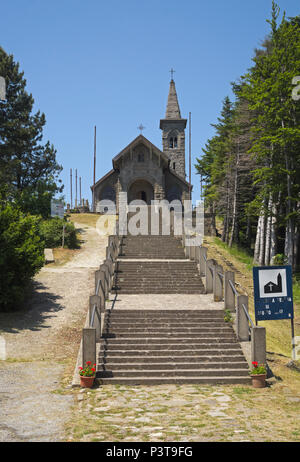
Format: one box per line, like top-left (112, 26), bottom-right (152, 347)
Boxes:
top-left (86, 361), bottom-right (92, 365)
top-left (91, 368), bottom-right (95, 372)
top-left (79, 367), bottom-right (83, 370)
top-left (252, 361), bottom-right (258, 367)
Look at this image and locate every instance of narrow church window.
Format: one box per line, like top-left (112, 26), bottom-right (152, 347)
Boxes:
top-left (173, 162), bottom-right (176, 169)
top-left (138, 153), bottom-right (144, 162)
top-left (169, 137), bottom-right (178, 149)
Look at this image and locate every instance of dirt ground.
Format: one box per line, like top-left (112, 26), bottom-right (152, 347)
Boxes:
top-left (0, 217), bottom-right (107, 442)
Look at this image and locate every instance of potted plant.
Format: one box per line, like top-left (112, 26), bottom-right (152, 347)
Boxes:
top-left (249, 361), bottom-right (267, 388)
top-left (79, 361), bottom-right (96, 388)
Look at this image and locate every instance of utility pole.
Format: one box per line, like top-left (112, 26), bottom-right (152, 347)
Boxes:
top-left (75, 168), bottom-right (78, 208)
top-left (189, 112), bottom-right (192, 201)
top-left (79, 176), bottom-right (82, 206)
top-left (70, 168), bottom-right (73, 209)
top-left (93, 125), bottom-right (96, 212)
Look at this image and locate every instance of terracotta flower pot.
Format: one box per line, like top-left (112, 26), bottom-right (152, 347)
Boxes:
top-left (80, 375), bottom-right (95, 388)
top-left (251, 373), bottom-right (267, 388)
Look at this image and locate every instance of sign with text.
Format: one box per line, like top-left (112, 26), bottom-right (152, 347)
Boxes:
top-left (51, 199), bottom-right (64, 219)
top-left (253, 266), bottom-right (294, 322)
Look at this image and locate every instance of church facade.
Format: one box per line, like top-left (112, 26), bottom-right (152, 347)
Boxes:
top-left (91, 78), bottom-right (191, 212)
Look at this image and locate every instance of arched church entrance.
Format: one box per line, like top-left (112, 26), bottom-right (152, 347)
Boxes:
top-left (128, 179), bottom-right (154, 205)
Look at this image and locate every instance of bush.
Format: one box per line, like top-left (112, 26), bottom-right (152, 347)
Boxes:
top-left (0, 203), bottom-right (45, 311)
top-left (37, 217), bottom-right (79, 249)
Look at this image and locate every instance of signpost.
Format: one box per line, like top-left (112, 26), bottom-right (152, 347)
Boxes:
top-left (253, 266), bottom-right (295, 359)
top-left (51, 199), bottom-right (65, 247)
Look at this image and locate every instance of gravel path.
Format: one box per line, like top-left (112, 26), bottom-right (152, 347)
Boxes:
top-left (0, 221), bottom-right (107, 442)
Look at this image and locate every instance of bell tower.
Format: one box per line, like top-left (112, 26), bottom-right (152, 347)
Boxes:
top-left (160, 76), bottom-right (187, 178)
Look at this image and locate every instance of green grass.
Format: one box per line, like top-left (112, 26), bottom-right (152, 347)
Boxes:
top-left (213, 237), bottom-right (300, 305)
top-left (213, 238), bottom-right (254, 270)
top-left (293, 274), bottom-right (300, 306)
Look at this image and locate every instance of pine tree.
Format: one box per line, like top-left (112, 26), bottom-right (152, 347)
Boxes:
top-left (0, 47), bottom-right (63, 216)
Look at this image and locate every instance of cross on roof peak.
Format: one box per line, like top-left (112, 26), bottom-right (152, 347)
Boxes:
top-left (137, 123), bottom-right (145, 134)
top-left (169, 68), bottom-right (175, 81)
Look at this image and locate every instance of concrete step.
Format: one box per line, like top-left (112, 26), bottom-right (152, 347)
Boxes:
top-left (102, 333), bottom-right (235, 339)
top-left (96, 376), bottom-right (252, 385)
top-left (101, 336), bottom-right (236, 344)
top-left (101, 355), bottom-right (247, 363)
top-left (97, 361), bottom-right (249, 370)
top-left (103, 324), bottom-right (234, 330)
top-left (99, 342), bottom-right (239, 350)
top-left (100, 348), bottom-right (243, 356)
top-left (97, 368), bottom-right (250, 378)
top-left (104, 322), bottom-right (232, 328)
top-left (105, 310), bottom-right (225, 317)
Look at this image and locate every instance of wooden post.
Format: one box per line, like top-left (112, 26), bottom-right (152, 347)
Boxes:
top-left (224, 271), bottom-right (235, 312)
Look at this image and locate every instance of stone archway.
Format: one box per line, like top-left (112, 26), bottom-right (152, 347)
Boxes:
top-left (127, 179), bottom-right (154, 205)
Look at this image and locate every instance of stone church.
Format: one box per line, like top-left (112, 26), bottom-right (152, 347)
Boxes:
top-left (91, 78), bottom-right (191, 212)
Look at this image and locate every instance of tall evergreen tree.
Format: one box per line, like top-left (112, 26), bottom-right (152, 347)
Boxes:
top-left (0, 47), bottom-right (63, 216)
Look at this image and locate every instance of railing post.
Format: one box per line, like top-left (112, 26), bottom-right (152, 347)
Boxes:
top-left (195, 246), bottom-right (200, 264)
top-left (82, 328), bottom-right (96, 367)
top-left (95, 270), bottom-right (106, 309)
top-left (185, 242), bottom-right (190, 259)
top-left (199, 247), bottom-right (207, 277)
top-left (100, 263), bottom-right (109, 298)
top-left (236, 295), bottom-right (249, 341)
top-left (251, 326), bottom-right (266, 365)
top-left (205, 259), bottom-right (215, 294)
top-left (213, 264), bottom-right (223, 302)
top-left (224, 271), bottom-right (235, 312)
top-left (190, 245), bottom-right (196, 261)
top-left (105, 258), bottom-right (114, 290)
top-left (89, 295), bottom-right (101, 340)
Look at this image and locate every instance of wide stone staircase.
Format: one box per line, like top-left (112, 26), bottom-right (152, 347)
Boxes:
top-left (97, 231), bottom-right (251, 385)
top-left (113, 235), bottom-right (204, 294)
top-left (97, 309), bottom-right (250, 384)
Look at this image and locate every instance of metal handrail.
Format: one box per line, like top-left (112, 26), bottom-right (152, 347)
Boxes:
top-left (229, 279), bottom-right (238, 296)
top-left (89, 303), bottom-right (101, 328)
top-left (242, 303), bottom-right (255, 329)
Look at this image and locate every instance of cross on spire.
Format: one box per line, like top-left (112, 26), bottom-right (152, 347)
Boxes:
top-left (169, 68), bottom-right (175, 81)
top-left (137, 123), bottom-right (145, 134)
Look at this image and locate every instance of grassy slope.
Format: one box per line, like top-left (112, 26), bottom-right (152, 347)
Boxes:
top-left (203, 235), bottom-right (300, 389)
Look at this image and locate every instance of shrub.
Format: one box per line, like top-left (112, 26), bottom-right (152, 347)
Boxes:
top-left (37, 217), bottom-right (79, 249)
top-left (0, 203), bottom-right (45, 311)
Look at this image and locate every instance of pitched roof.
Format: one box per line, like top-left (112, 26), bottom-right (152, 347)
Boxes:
top-left (112, 134), bottom-right (169, 166)
top-left (91, 169), bottom-right (115, 190)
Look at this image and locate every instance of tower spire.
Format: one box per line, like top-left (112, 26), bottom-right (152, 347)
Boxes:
top-left (160, 76), bottom-right (187, 178)
top-left (165, 78), bottom-right (181, 119)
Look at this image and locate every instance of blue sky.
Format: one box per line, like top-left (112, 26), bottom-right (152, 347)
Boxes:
top-left (1, 0), bottom-right (299, 206)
